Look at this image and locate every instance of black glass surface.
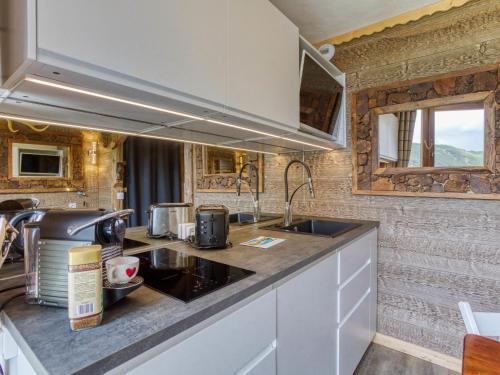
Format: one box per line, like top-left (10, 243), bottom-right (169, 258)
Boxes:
top-left (300, 53), bottom-right (343, 136)
top-left (122, 238), bottom-right (149, 250)
top-left (135, 248), bottom-right (255, 302)
top-left (20, 153), bottom-right (60, 174)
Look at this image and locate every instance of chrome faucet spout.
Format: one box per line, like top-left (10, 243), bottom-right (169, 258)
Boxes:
top-left (283, 160), bottom-right (315, 226)
top-left (236, 162), bottom-right (260, 222)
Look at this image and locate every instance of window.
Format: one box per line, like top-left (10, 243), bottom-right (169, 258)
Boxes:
top-left (378, 101), bottom-right (486, 169)
top-left (433, 106), bottom-right (484, 167)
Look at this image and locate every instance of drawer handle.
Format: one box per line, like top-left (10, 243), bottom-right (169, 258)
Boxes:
top-left (338, 289), bottom-right (371, 327)
top-left (235, 340), bottom-right (276, 375)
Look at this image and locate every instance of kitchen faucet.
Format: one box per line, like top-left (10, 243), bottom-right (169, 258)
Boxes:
top-left (236, 162), bottom-right (260, 222)
top-left (284, 160), bottom-right (315, 226)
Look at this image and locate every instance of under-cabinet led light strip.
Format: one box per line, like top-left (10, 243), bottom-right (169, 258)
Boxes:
top-left (24, 77), bottom-right (334, 151)
top-left (0, 114), bottom-right (279, 155)
top-left (25, 77), bottom-right (204, 121)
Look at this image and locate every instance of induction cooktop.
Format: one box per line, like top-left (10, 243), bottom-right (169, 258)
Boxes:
top-left (135, 248), bottom-right (255, 302)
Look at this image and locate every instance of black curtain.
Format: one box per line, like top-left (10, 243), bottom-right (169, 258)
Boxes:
top-left (124, 137), bottom-right (182, 226)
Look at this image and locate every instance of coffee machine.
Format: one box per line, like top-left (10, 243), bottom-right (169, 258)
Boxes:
top-left (24, 208), bottom-right (133, 307)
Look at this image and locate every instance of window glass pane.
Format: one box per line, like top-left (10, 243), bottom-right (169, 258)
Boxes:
top-left (408, 109), bottom-right (422, 167)
top-left (434, 109), bottom-right (484, 167)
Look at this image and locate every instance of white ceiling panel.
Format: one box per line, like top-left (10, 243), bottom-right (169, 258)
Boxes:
top-left (270, 0), bottom-right (440, 43)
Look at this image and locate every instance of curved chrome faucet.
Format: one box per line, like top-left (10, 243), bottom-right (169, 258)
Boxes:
top-left (284, 160), bottom-right (315, 226)
top-left (236, 162), bottom-right (260, 222)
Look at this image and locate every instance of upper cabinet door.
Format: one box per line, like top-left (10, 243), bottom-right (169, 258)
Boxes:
top-left (36, 0), bottom-right (227, 105)
top-left (227, 0), bottom-right (300, 129)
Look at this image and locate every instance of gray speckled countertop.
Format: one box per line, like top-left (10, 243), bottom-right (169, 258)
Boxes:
top-left (1, 216), bottom-right (378, 375)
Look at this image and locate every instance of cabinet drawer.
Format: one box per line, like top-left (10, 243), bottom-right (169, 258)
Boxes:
top-left (338, 262), bottom-right (370, 323)
top-left (338, 232), bottom-right (372, 285)
top-left (129, 291), bottom-right (276, 375)
top-left (243, 343), bottom-right (276, 375)
top-left (338, 294), bottom-right (371, 375)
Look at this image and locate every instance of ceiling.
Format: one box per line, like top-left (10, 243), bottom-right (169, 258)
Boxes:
top-left (269, 0), bottom-right (441, 44)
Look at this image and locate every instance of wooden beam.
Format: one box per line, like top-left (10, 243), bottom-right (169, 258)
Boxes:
top-left (353, 189), bottom-right (500, 201)
top-left (373, 91), bottom-right (492, 115)
top-left (374, 166), bottom-right (492, 176)
top-left (314, 0), bottom-right (473, 47)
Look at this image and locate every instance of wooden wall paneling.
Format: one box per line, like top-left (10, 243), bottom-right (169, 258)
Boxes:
top-left (331, 1), bottom-right (500, 72)
top-left (346, 37), bottom-right (500, 92)
top-left (315, 0), bottom-right (474, 47)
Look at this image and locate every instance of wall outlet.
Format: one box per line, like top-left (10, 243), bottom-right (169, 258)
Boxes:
top-left (68, 202), bottom-right (77, 208)
top-left (116, 192), bottom-right (125, 200)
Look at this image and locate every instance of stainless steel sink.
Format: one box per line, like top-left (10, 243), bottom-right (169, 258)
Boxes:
top-left (229, 212), bottom-right (280, 225)
top-left (261, 219), bottom-right (360, 237)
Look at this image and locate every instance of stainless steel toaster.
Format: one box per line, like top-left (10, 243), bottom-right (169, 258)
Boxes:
top-left (147, 203), bottom-right (192, 238)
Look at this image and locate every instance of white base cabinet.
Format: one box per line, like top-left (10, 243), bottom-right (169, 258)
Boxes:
top-left (122, 229), bottom-right (377, 375)
top-left (276, 253), bottom-right (337, 375)
top-left (0, 323), bottom-right (37, 375)
top-left (127, 290), bottom-right (277, 375)
top-left (277, 229), bottom-right (378, 375)
top-left (336, 230), bottom-right (378, 375)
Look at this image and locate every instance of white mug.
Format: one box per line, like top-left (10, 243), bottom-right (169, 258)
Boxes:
top-left (106, 256), bottom-right (139, 284)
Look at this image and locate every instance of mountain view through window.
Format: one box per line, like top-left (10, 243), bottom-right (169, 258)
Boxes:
top-left (408, 108), bottom-right (484, 167)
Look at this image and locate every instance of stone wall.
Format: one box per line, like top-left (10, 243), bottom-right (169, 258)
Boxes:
top-left (0, 123), bottom-right (119, 209)
top-left (195, 0), bottom-right (500, 358)
top-left (353, 66), bottom-right (500, 196)
top-left (194, 146), bottom-right (262, 192)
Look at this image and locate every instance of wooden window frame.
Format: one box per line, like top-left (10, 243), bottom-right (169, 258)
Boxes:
top-left (195, 145), bottom-right (264, 193)
top-left (373, 91), bottom-right (495, 176)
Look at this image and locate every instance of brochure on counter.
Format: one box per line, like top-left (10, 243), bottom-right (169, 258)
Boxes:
top-left (240, 236), bottom-right (285, 249)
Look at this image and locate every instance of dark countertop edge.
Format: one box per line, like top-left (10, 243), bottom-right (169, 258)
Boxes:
top-left (72, 220), bottom-right (379, 375)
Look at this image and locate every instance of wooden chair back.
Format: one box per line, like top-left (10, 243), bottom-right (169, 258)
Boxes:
top-left (463, 334), bottom-right (500, 375)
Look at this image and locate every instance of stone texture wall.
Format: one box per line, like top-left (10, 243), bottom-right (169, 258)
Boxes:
top-left (195, 0), bottom-right (500, 358)
top-left (354, 67), bottom-right (500, 196)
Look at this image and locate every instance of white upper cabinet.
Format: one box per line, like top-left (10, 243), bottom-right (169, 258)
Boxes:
top-left (0, 0), bottom-right (337, 152)
top-left (227, 0), bottom-right (300, 130)
top-left (37, 0), bottom-right (227, 105)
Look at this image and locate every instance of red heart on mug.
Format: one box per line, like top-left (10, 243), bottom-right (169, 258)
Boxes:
top-left (125, 267), bottom-right (136, 277)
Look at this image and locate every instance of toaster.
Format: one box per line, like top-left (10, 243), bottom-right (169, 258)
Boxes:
top-left (194, 205), bottom-right (229, 249)
top-left (147, 203), bottom-right (192, 238)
